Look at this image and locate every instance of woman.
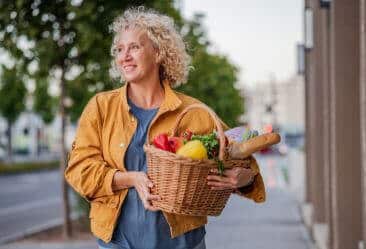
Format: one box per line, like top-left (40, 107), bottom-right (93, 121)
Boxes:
top-left (65, 7), bottom-right (265, 249)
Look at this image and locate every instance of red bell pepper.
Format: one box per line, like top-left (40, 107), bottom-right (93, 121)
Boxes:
top-left (153, 133), bottom-right (173, 152)
top-left (168, 136), bottom-right (184, 153)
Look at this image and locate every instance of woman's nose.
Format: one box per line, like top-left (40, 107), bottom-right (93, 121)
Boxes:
top-left (122, 49), bottom-right (132, 61)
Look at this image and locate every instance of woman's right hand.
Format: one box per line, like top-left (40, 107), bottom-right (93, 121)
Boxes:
top-left (131, 172), bottom-right (161, 212)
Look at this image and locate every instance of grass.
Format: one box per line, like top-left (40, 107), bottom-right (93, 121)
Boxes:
top-left (0, 160), bottom-right (59, 174)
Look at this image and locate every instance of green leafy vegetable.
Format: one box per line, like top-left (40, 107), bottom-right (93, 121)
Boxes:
top-left (216, 159), bottom-right (225, 176)
top-left (191, 132), bottom-right (225, 175)
top-left (191, 132), bottom-right (219, 159)
top-left (242, 129), bottom-right (259, 142)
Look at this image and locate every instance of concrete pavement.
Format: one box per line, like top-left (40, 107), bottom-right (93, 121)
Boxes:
top-left (0, 241), bottom-right (96, 249)
top-left (206, 188), bottom-right (313, 249)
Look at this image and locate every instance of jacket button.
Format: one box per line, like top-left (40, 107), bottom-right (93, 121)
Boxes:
top-left (131, 117), bottom-right (135, 122)
top-left (119, 143), bottom-right (125, 148)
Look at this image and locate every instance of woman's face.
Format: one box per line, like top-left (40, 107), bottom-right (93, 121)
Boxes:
top-left (115, 28), bottom-right (160, 83)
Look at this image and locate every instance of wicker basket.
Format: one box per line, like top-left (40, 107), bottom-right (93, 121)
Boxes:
top-left (144, 103), bottom-right (250, 216)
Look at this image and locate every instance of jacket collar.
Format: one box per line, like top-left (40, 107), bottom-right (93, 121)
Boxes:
top-left (120, 79), bottom-right (182, 112)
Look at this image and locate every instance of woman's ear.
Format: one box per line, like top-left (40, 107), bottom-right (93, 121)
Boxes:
top-left (154, 48), bottom-right (162, 64)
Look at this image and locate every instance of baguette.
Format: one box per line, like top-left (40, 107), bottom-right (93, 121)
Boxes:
top-left (228, 132), bottom-right (281, 159)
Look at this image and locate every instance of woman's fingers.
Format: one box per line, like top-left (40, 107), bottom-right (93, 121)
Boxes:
top-left (209, 168), bottom-right (228, 176)
top-left (140, 185), bottom-right (161, 211)
top-left (210, 186), bottom-right (233, 191)
top-left (134, 172), bottom-right (163, 211)
top-left (207, 172), bottom-right (236, 189)
top-left (144, 202), bottom-right (161, 212)
top-left (207, 180), bottom-right (233, 189)
top-left (146, 194), bottom-right (162, 201)
top-left (206, 174), bottom-right (233, 184)
top-left (143, 194), bottom-right (161, 212)
top-left (146, 179), bottom-right (154, 188)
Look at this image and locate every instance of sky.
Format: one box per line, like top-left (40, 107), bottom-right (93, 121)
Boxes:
top-left (181, 0), bottom-right (304, 87)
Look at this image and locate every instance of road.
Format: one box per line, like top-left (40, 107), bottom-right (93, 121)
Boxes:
top-left (0, 170), bottom-right (65, 244)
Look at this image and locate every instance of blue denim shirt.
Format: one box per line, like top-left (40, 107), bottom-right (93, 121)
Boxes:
top-left (97, 98), bottom-right (205, 249)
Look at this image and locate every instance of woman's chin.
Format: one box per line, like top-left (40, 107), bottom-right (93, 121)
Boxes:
top-left (124, 74), bottom-right (140, 83)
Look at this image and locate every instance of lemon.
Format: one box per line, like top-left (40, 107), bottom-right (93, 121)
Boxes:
top-left (176, 140), bottom-right (208, 159)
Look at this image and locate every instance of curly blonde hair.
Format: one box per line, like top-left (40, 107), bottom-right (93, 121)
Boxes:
top-left (109, 6), bottom-right (191, 87)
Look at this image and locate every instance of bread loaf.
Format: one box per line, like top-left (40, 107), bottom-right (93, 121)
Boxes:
top-left (228, 132), bottom-right (281, 159)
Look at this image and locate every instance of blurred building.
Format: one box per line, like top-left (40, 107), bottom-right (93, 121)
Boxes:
top-left (303, 0), bottom-right (366, 249)
top-left (0, 112), bottom-right (75, 161)
top-left (243, 75), bottom-right (305, 144)
top-left (0, 112), bottom-right (45, 159)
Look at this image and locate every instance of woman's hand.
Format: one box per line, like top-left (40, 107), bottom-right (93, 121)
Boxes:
top-left (131, 172), bottom-right (161, 212)
top-left (206, 167), bottom-right (256, 191)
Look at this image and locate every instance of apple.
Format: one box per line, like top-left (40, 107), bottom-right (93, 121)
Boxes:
top-left (180, 129), bottom-right (193, 141)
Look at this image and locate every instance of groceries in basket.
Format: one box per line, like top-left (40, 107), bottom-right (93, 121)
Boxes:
top-left (152, 128), bottom-right (281, 168)
top-left (144, 103), bottom-right (280, 216)
top-left (225, 128), bottom-right (281, 159)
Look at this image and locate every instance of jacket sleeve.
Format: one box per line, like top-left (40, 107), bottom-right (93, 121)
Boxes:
top-left (217, 118), bottom-right (266, 203)
top-left (218, 119), bottom-right (266, 203)
top-left (64, 97), bottom-right (119, 201)
top-left (233, 155), bottom-right (266, 203)
top-left (209, 114), bottom-right (266, 202)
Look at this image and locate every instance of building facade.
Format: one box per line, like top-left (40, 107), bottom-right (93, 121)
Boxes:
top-left (243, 75), bottom-right (305, 140)
top-left (303, 0), bottom-right (366, 248)
top-left (0, 112), bottom-right (76, 161)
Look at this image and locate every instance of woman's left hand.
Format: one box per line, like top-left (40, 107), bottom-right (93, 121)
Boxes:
top-left (206, 167), bottom-right (256, 190)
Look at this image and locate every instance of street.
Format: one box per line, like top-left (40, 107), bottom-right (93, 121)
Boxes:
top-left (0, 171), bottom-right (63, 244)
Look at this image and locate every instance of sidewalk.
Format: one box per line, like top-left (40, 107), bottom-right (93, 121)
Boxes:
top-left (206, 188), bottom-right (313, 249)
top-left (0, 241), bottom-right (95, 249)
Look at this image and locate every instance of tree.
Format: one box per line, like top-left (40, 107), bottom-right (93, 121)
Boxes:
top-left (0, 65), bottom-right (27, 161)
top-left (33, 78), bottom-right (56, 124)
top-left (178, 13), bottom-right (244, 127)
top-left (0, 0), bottom-right (182, 238)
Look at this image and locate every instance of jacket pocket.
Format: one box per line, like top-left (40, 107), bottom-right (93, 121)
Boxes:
top-left (89, 195), bottom-right (119, 220)
top-left (95, 195), bottom-right (119, 208)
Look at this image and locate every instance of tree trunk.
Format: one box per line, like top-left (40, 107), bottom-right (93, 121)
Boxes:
top-left (6, 120), bottom-right (12, 162)
top-left (36, 128), bottom-right (41, 156)
top-left (60, 68), bottom-right (72, 239)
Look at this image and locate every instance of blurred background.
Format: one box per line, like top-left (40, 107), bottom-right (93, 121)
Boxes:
top-left (0, 0), bottom-right (365, 249)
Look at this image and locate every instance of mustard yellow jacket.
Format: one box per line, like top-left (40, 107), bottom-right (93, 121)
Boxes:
top-left (65, 80), bottom-right (266, 243)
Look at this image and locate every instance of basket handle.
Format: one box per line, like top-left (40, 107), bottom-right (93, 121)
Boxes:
top-left (171, 103), bottom-right (226, 161)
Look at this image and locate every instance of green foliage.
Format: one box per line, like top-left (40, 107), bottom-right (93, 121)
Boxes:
top-left (0, 0), bottom-right (181, 122)
top-left (0, 1), bottom-right (243, 125)
top-left (34, 77), bottom-right (56, 123)
top-left (0, 65), bottom-right (27, 124)
top-left (178, 14), bottom-right (244, 127)
top-left (0, 160), bottom-right (59, 174)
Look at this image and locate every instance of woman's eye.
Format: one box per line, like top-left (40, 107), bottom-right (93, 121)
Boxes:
top-left (131, 45), bottom-right (139, 50)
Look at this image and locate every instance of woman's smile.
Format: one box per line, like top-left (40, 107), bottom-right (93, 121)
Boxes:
top-left (123, 65), bottom-right (137, 73)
